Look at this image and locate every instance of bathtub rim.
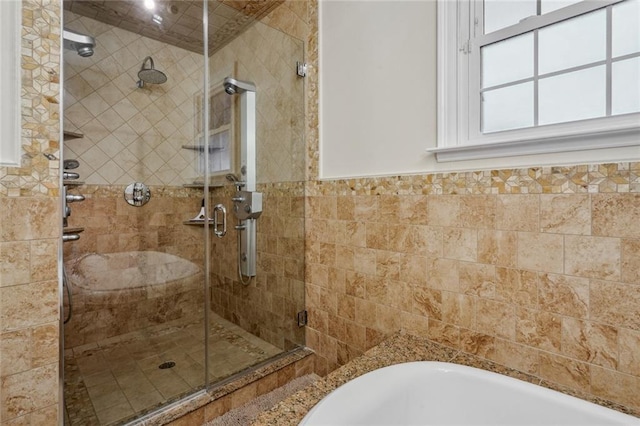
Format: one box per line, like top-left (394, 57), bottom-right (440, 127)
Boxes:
top-left (300, 361), bottom-right (640, 425)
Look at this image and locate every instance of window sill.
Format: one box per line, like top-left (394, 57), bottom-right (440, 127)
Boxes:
top-left (427, 127), bottom-right (640, 162)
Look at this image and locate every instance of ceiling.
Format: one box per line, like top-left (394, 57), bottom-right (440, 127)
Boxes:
top-left (63, 0), bottom-right (284, 55)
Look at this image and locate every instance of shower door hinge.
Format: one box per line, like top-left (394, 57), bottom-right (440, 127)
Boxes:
top-left (297, 310), bottom-right (308, 327)
top-left (296, 61), bottom-right (307, 78)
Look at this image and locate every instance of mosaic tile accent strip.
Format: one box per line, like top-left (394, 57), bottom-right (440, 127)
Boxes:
top-left (304, 163), bottom-right (640, 196)
top-left (0, 0), bottom-right (62, 198)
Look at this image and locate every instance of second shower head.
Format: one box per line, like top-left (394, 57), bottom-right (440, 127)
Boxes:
top-left (137, 56), bottom-right (167, 88)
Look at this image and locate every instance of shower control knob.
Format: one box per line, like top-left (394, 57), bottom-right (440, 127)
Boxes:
top-left (231, 196), bottom-right (245, 202)
top-left (62, 234), bottom-right (80, 242)
top-left (245, 206), bottom-right (251, 213)
top-left (65, 194), bottom-right (85, 202)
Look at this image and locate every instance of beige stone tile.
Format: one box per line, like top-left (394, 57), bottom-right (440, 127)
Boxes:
top-left (0, 280), bottom-right (58, 332)
top-left (95, 401), bottom-right (134, 425)
top-left (412, 287), bottom-right (442, 320)
top-left (375, 251), bottom-right (401, 280)
top-left (619, 328), bottom-right (640, 376)
top-left (476, 298), bottom-right (516, 340)
top-left (592, 193), bottom-right (640, 239)
top-left (352, 247), bottom-right (376, 275)
top-left (459, 195), bottom-right (496, 229)
top-left (591, 366), bottom-right (640, 410)
top-left (366, 222), bottom-right (388, 250)
top-left (398, 195), bottom-right (428, 224)
top-left (477, 230), bottom-right (517, 268)
top-left (399, 255), bottom-right (427, 286)
top-left (0, 329), bottom-right (31, 376)
top-left (352, 196), bottom-right (378, 221)
top-left (517, 232), bottom-right (564, 273)
top-left (426, 195), bottom-right (460, 227)
top-left (540, 194), bottom-right (591, 235)
top-left (0, 241), bottom-right (30, 287)
top-left (490, 338), bottom-right (539, 374)
top-left (590, 279), bottom-right (640, 330)
top-left (31, 323), bottom-right (58, 368)
top-left (460, 329), bottom-right (495, 359)
top-left (621, 239), bottom-right (640, 284)
top-left (495, 267), bottom-right (537, 307)
top-left (442, 292), bottom-right (475, 329)
top-left (538, 273), bottom-right (589, 318)
top-left (515, 308), bottom-right (561, 352)
top-left (0, 363), bottom-right (57, 421)
top-left (497, 195), bottom-right (539, 232)
top-left (561, 317), bottom-right (617, 369)
top-left (375, 304), bottom-right (403, 334)
top-left (538, 352), bottom-right (590, 390)
top-left (426, 258), bottom-right (459, 292)
top-left (565, 235), bottom-right (621, 281)
top-left (427, 319), bottom-right (460, 348)
top-left (459, 263), bottom-right (495, 298)
top-left (399, 311), bottom-right (430, 338)
top-left (443, 228), bottom-right (477, 262)
top-left (29, 239), bottom-right (58, 283)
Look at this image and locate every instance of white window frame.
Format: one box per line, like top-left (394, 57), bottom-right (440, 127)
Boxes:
top-left (432, 0), bottom-right (640, 163)
top-left (0, 0), bottom-right (22, 167)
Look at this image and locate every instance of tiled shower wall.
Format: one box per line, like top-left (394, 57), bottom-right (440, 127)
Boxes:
top-left (0, 0), bottom-right (61, 424)
top-left (207, 1), bottom-right (308, 350)
top-left (302, 0), bottom-right (640, 414)
top-left (64, 12), bottom-right (203, 186)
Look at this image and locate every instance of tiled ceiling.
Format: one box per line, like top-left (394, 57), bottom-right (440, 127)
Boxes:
top-left (63, 0), bottom-right (284, 56)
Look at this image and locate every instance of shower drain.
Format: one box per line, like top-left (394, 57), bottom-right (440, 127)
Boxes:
top-left (158, 361), bottom-right (176, 369)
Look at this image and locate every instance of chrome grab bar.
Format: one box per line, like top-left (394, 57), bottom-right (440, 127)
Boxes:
top-left (213, 204), bottom-right (227, 238)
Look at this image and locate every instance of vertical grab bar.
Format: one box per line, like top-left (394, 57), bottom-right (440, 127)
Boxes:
top-left (213, 204), bottom-right (227, 238)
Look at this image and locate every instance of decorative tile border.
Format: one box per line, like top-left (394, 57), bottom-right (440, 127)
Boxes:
top-left (0, 0), bottom-right (61, 198)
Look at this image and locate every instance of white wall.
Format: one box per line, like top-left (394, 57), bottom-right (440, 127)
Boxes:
top-left (319, 0), bottom-right (437, 179)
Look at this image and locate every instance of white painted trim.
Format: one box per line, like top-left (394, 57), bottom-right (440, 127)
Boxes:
top-left (0, 0), bottom-right (22, 167)
top-left (427, 127), bottom-right (640, 162)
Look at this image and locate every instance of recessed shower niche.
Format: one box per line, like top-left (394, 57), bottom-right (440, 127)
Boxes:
top-left (61, 1), bottom-right (306, 424)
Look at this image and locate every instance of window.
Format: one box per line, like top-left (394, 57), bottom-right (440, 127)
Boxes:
top-left (433, 0), bottom-right (640, 163)
top-left (0, 0), bottom-right (21, 167)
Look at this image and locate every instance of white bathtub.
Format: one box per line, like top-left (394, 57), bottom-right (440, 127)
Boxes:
top-left (301, 362), bottom-right (639, 425)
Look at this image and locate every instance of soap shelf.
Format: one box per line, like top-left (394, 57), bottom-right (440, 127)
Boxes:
top-left (63, 130), bottom-right (84, 141)
top-left (182, 183), bottom-right (224, 189)
top-left (181, 145), bottom-right (224, 152)
top-left (183, 220), bottom-right (213, 226)
top-left (63, 227), bottom-right (85, 234)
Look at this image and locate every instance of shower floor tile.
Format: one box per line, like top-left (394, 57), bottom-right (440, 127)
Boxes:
top-left (64, 313), bottom-right (281, 426)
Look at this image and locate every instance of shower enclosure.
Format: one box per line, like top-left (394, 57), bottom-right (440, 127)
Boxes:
top-left (60, 1), bottom-right (306, 424)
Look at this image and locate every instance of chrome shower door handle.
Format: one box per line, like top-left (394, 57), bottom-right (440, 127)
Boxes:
top-left (213, 204), bottom-right (227, 238)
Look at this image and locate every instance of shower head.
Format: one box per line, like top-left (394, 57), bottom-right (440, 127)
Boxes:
top-left (223, 77), bottom-right (256, 95)
top-left (63, 29), bottom-right (95, 57)
top-left (137, 56), bottom-right (167, 88)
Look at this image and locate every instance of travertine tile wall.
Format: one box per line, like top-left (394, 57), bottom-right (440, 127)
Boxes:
top-left (0, 1), bottom-right (61, 424)
top-left (64, 12), bottom-right (203, 186)
top-left (209, 12), bottom-right (306, 184)
top-left (63, 185), bottom-right (206, 348)
top-left (210, 182), bottom-right (306, 350)
top-left (302, 0), bottom-right (640, 414)
top-left (207, 0), bottom-right (308, 351)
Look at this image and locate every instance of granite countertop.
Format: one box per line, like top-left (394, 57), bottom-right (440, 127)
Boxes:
top-left (252, 331), bottom-right (639, 425)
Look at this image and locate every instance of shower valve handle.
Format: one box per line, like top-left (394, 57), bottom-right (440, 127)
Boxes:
top-left (65, 194), bottom-right (85, 202)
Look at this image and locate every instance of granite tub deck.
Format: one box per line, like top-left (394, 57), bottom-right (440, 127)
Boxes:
top-left (253, 332), bottom-right (640, 425)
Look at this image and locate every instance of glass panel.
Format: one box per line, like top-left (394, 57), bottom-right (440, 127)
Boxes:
top-left (538, 9), bottom-right (606, 75)
top-left (482, 82), bottom-right (534, 133)
top-left (612, 57), bottom-right (640, 115)
top-left (541, 0), bottom-right (581, 14)
top-left (539, 66), bottom-right (606, 125)
top-left (612, 0), bottom-right (640, 58)
top-left (484, 0), bottom-right (537, 34)
top-left (482, 32), bottom-right (534, 88)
